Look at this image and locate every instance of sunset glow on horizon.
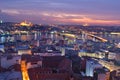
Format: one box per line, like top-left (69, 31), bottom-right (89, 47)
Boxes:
top-left (0, 0), bottom-right (120, 25)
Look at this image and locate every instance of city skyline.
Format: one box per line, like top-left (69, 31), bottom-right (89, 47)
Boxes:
top-left (0, 0), bottom-right (120, 25)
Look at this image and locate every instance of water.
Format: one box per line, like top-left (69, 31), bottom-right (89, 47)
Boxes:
top-left (0, 31), bottom-right (58, 43)
top-left (96, 34), bottom-right (120, 43)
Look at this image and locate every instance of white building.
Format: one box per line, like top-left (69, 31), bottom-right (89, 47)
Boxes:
top-left (1, 55), bottom-right (21, 68)
top-left (0, 71), bottom-right (22, 80)
top-left (86, 60), bottom-right (103, 77)
top-left (18, 49), bottom-right (31, 55)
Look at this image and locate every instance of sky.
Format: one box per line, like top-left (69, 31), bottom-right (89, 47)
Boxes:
top-left (0, 0), bottom-right (120, 25)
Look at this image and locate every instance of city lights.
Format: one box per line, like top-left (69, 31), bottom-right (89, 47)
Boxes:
top-left (0, 0), bottom-right (120, 80)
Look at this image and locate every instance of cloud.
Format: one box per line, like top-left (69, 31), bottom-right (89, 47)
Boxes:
top-left (0, 9), bottom-right (120, 25)
top-left (0, 11), bottom-right (15, 22)
top-left (1, 9), bottom-right (20, 15)
top-left (0, 0), bottom-right (120, 25)
top-left (55, 17), bottom-right (120, 25)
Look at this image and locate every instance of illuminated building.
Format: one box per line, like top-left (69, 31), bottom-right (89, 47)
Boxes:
top-left (18, 49), bottom-right (31, 55)
top-left (20, 20), bottom-right (33, 26)
top-left (17, 46), bottom-right (31, 55)
top-left (83, 23), bottom-right (89, 27)
top-left (86, 60), bottom-right (103, 77)
top-left (98, 60), bottom-right (120, 71)
top-left (0, 20), bottom-right (3, 24)
top-left (78, 52), bottom-right (104, 59)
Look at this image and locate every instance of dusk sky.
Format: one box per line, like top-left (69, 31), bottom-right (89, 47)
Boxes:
top-left (0, 0), bottom-right (120, 25)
